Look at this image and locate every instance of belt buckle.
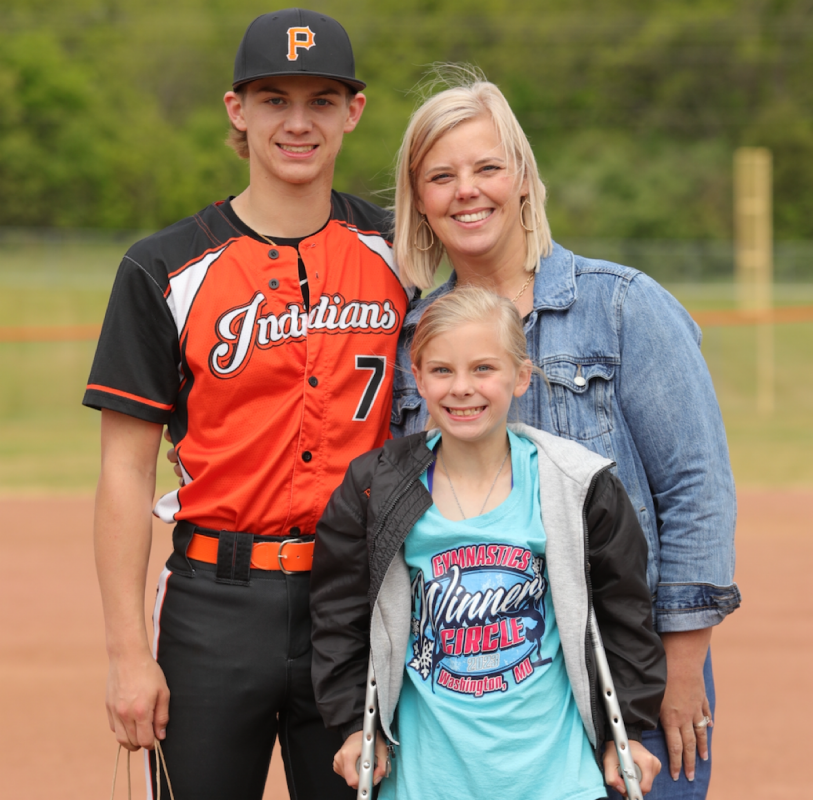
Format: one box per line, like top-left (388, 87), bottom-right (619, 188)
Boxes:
top-left (277, 537), bottom-right (305, 574)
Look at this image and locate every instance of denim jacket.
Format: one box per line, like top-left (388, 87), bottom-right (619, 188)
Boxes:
top-left (391, 242), bottom-right (741, 633)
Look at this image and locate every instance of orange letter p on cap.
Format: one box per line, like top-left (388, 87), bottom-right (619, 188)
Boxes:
top-left (287, 26), bottom-right (315, 61)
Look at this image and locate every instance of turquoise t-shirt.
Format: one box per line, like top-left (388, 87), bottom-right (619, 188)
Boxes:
top-left (379, 430), bottom-right (606, 800)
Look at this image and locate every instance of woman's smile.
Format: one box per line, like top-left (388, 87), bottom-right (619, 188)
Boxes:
top-left (415, 115), bottom-right (528, 270)
top-left (451, 209), bottom-right (493, 224)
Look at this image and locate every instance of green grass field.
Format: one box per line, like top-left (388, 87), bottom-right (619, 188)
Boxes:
top-left (2, 238), bottom-right (812, 492)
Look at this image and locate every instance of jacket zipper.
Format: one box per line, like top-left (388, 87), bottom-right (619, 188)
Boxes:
top-left (369, 455), bottom-right (433, 564)
top-left (583, 463), bottom-right (613, 759)
top-left (369, 450), bottom-right (433, 748)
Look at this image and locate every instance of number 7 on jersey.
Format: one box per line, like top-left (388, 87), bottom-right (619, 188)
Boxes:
top-left (353, 355), bottom-right (387, 421)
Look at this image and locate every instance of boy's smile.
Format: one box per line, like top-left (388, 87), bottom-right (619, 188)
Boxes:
top-left (225, 75), bottom-right (366, 192)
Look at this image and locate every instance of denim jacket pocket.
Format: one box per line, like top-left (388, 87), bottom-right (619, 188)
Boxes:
top-left (543, 360), bottom-right (615, 441)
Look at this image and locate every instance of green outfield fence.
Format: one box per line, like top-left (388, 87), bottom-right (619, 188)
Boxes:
top-left (2, 229), bottom-right (813, 490)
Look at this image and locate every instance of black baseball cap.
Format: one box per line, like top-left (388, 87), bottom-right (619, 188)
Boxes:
top-left (233, 8), bottom-right (366, 92)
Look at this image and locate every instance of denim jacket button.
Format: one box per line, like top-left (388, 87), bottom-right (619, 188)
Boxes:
top-left (574, 376), bottom-right (587, 387)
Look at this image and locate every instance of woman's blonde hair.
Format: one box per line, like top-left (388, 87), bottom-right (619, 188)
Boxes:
top-left (410, 285), bottom-right (530, 372)
top-left (395, 66), bottom-right (552, 290)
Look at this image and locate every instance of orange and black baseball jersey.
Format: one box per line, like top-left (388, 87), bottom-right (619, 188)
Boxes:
top-left (84, 192), bottom-right (411, 536)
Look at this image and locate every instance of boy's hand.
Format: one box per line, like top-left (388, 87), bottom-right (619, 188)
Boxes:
top-left (333, 730), bottom-right (390, 789)
top-left (603, 740), bottom-right (661, 796)
top-left (106, 651), bottom-right (170, 751)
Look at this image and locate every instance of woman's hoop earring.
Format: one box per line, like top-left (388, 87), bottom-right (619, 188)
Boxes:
top-left (520, 198), bottom-right (536, 232)
top-left (414, 215), bottom-right (435, 252)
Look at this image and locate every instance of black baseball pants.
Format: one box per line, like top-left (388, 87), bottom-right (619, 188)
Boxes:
top-left (147, 549), bottom-right (354, 800)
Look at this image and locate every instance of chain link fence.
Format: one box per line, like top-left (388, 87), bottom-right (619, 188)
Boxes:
top-left (3, 228), bottom-right (813, 284)
top-left (559, 238), bottom-right (813, 284)
top-left (1, 229), bottom-right (812, 489)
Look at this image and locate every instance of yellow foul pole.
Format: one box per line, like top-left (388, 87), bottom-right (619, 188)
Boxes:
top-left (734, 147), bottom-right (774, 415)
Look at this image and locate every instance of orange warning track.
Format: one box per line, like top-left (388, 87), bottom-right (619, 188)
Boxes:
top-left (0, 491), bottom-right (809, 799)
top-left (0, 324), bottom-right (102, 342)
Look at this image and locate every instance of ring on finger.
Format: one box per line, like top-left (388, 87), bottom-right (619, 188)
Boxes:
top-left (693, 715), bottom-right (712, 729)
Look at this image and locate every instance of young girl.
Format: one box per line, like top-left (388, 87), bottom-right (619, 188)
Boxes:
top-left (310, 286), bottom-right (665, 799)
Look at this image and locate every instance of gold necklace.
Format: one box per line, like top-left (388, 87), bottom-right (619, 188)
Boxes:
top-left (512, 271), bottom-right (535, 303)
top-left (256, 230), bottom-right (278, 247)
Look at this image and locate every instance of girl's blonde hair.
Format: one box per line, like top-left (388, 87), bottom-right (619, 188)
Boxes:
top-left (410, 285), bottom-right (530, 372)
top-left (395, 66), bottom-right (552, 290)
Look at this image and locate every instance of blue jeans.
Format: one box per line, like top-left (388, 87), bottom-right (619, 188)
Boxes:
top-left (606, 650), bottom-right (715, 800)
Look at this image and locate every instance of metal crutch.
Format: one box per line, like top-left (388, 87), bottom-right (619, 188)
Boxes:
top-left (357, 621), bottom-right (642, 799)
top-left (356, 654), bottom-right (379, 800)
top-left (589, 609), bottom-right (644, 800)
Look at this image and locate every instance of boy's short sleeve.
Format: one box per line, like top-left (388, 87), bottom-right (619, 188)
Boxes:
top-left (83, 253), bottom-right (181, 424)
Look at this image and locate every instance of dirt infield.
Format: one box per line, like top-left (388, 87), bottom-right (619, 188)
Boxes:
top-left (0, 491), bottom-right (809, 799)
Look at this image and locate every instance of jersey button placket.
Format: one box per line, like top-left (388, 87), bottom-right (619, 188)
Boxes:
top-left (267, 248), bottom-right (281, 289)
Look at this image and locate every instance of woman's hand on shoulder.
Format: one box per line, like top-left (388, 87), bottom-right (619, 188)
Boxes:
top-left (163, 427), bottom-right (184, 485)
top-left (332, 729), bottom-right (390, 789)
top-left (603, 739), bottom-right (661, 796)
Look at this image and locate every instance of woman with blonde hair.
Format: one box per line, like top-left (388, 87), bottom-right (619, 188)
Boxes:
top-left (385, 68), bottom-right (739, 800)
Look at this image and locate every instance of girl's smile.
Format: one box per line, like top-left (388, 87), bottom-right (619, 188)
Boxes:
top-left (445, 405), bottom-right (485, 417)
top-left (411, 319), bottom-right (531, 448)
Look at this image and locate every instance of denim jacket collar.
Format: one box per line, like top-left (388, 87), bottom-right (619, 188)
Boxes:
top-left (532, 241), bottom-right (578, 311)
top-left (404, 241), bottom-right (577, 328)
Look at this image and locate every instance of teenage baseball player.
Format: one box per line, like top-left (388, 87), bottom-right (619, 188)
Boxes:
top-left (84, 9), bottom-right (409, 799)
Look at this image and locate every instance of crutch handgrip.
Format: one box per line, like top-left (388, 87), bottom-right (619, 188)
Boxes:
top-left (357, 654), bottom-right (379, 800)
top-left (589, 610), bottom-right (644, 800)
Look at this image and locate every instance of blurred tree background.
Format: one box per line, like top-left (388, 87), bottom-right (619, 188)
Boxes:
top-left (2, 0), bottom-right (813, 491)
top-left (2, 0), bottom-right (813, 240)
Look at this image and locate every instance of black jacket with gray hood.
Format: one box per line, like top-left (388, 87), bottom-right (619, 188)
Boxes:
top-left (311, 423), bottom-right (666, 752)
